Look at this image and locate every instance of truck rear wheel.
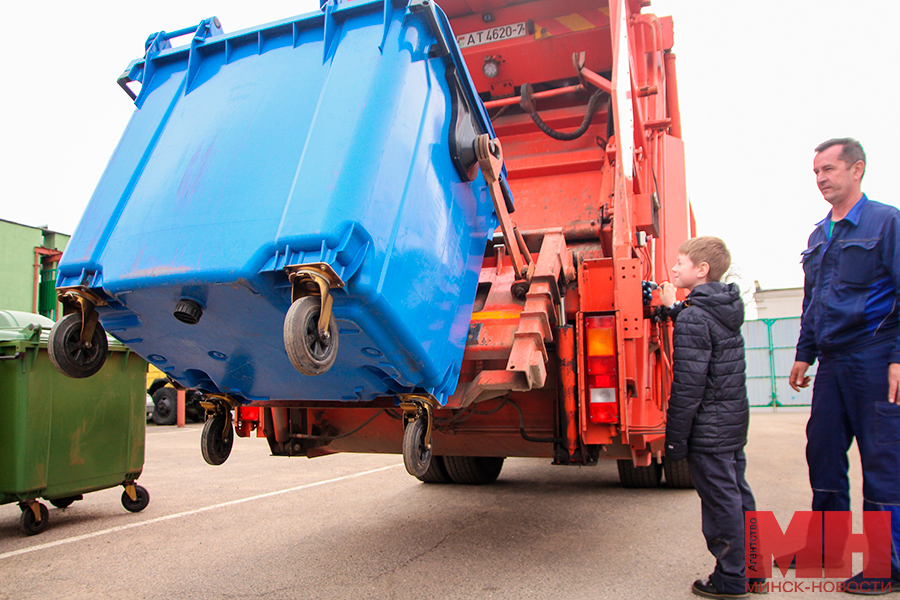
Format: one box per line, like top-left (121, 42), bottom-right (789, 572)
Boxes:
top-left (443, 456), bottom-right (504, 485)
top-left (617, 459), bottom-right (662, 488)
top-left (664, 457), bottom-right (694, 489)
top-left (416, 455), bottom-right (451, 483)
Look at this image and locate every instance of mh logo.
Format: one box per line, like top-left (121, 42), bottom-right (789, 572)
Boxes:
top-left (745, 511), bottom-right (892, 579)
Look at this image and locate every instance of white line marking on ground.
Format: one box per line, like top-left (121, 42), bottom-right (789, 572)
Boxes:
top-left (0, 464), bottom-right (402, 560)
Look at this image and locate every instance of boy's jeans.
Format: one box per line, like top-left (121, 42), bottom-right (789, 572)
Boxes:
top-left (688, 449), bottom-right (756, 594)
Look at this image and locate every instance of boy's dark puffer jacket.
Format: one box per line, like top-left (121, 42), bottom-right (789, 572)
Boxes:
top-left (665, 281), bottom-right (749, 460)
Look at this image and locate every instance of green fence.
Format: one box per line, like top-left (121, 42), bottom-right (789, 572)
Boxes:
top-left (38, 268), bottom-right (57, 321)
top-left (742, 317), bottom-right (815, 408)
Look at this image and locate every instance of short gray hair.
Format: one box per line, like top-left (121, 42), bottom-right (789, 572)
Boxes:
top-left (815, 138), bottom-right (866, 177)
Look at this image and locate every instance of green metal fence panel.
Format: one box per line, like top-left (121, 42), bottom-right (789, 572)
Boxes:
top-left (38, 269), bottom-right (57, 321)
top-left (742, 317), bottom-right (815, 408)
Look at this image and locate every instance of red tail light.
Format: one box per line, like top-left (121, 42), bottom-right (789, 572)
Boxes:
top-left (585, 316), bottom-right (619, 424)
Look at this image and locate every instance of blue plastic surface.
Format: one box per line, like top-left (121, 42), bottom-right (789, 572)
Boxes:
top-left (58, 0), bottom-right (506, 405)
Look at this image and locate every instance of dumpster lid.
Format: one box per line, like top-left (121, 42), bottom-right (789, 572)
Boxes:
top-left (0, 311), bottom-right (54, 331)
top-left (0, 311), bottom-right (52, 345)
top-left (0, 311), bottom-right (128, 352)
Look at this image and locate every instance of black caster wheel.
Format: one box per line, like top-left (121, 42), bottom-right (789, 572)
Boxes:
top-left (403, 417), bottom-right (433, 479)
top-left (201, 412), bottom-right (234, 466)
top-left (48, 312), bottom-right (109, 378)
top-left (121, 485), bottom-right (150, 512)
top-left (284, 296), bottom-right (338, 376)
top-left (19, 502), bottom-right (49, 536)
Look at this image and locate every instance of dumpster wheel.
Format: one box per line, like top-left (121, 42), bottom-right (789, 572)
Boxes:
top-left (400, 396), bottom-right (436, 479)
top-left (19, 501), bottom-right (49, 536)
top-left (201, 410), bottom-right (235, 466)
top-left (284, 295), bottom-right (339, 376)
top-left (121, 483), bottom-right (150, 512)
top-left (403, 417), bottom-right (433, 478)
top-left (48, 312), bottom-right (109, 379)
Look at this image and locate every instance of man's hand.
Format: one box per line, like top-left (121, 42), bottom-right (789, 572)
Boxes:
top-left (790, 361), bottom-right (812, 392)
top-left (889, 363), bottom-right (900, 403)
top-left (659, 282), bottom-right (677, 307)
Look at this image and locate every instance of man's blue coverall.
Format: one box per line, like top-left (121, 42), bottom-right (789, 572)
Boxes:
top-left (797, 194), bottom-right (900, 572)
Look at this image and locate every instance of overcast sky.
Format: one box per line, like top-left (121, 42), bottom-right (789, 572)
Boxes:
top-left (2, 1), bottom-right (897, 295)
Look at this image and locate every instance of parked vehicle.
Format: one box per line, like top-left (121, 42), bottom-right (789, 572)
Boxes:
top-left (146, 366), bottom-right (205, 426)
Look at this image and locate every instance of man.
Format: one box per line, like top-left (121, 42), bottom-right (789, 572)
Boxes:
top-left (790, 138), bottom-right (900, 593)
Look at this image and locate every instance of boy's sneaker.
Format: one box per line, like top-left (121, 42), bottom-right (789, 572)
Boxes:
top-left (692, 578), bottom-right (750, 599)
top-left (842, 571), bottom-right (900, 595)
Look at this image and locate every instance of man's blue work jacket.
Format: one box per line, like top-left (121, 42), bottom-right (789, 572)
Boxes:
top-left (796, 195), bottom-right (900, 365)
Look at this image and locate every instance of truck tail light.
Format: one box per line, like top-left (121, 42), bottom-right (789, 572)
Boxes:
top-left (585, 316), bottom-right (619, 424)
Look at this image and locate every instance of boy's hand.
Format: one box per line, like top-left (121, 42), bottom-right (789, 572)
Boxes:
top-left (789, 361), bottom-right (811, 391)
top-left (659, 282), bottom-right (677, 307)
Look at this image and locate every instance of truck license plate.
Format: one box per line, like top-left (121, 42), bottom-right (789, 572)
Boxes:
top-left (456, 22), bottom-right (528, 49)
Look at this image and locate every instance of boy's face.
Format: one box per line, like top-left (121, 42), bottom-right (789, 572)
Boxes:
top-left (671, 253), bottom-right (709, 291)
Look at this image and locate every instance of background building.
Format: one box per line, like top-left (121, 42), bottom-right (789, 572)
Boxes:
top-left (752, 281), bottom-right (803, 320)
top-left (0, 219), bottom-right (70, 319)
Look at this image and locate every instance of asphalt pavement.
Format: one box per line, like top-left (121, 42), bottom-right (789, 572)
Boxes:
top-left (0, 410), bottom-right (867, 600)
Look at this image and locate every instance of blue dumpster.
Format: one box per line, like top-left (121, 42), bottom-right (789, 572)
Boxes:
top-left (56, 0), bottom-right (509, 405)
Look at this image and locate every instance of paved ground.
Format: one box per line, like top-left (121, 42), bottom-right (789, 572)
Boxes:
top-left (0, 410), bottom-right (867, 599)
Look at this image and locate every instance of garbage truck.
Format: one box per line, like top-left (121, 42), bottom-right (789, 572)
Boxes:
top-left (50, 0), bottom-right (694, 487)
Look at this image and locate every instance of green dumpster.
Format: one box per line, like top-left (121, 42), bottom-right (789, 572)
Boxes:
top-left (0, 310), bottom-right (149, 535)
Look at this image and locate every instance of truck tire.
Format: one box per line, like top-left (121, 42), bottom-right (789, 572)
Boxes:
top-left (416, 456), bottom-right (451, 483)
top-left (147, 378), bottom-right (169, 397)
top-left (443, 456), bottom-right (504, 485)
top-left (617, 459), bottom-right (662, 488)
top-left (664, 457), bottom-right (694, 489)
top-left (152, 388), bottom-right (178, 426)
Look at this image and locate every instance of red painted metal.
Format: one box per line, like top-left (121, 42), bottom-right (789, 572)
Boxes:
top-left (234, 0), bottom-right (693, 476)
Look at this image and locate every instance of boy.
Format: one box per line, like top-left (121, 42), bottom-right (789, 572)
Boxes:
top-left (659, 236), bottom-right (758, 600)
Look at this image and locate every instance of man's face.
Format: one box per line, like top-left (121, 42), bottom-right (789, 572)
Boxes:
top-left (813, 145), bottom-right (863, 206)
top-left (671, 253), bottom-right (707, 291)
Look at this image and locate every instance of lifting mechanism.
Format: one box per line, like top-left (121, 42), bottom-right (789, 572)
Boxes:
top-left (394, 133), bottom-right (574, 477)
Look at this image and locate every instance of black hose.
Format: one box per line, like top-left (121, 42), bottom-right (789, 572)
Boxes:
top-left (507, 397), bottom-right (563, 444)
top-left (520, 84), bottom-right (607, 141)
top-left (292, 409), bottom-right (387, 441)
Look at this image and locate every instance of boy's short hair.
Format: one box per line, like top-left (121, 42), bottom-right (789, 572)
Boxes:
top-left (678, 236), bottom-right (731, 282)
